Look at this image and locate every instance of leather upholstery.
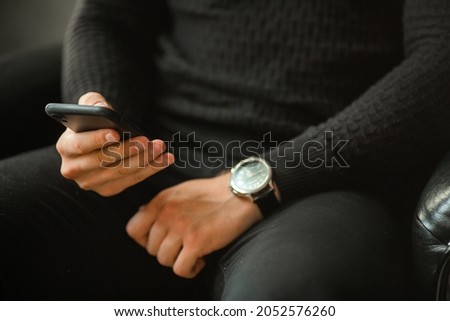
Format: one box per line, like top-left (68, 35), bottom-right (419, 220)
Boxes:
top-left (413, 152), bottom-right (450, 300)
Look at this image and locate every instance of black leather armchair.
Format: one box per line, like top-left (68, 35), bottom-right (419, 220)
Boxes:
top-left (0, 0), bottom-right (74, 159)
top-left (413, 152), bottom-right (450, 300)
top-left (0, 44), bottom-right (63, 159)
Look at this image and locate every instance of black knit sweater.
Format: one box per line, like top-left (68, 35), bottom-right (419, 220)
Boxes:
top-left (63, 0), bottom-right (450, 205)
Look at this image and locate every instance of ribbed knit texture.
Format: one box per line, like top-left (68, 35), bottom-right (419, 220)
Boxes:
top-left (63, 0), bottom-right (450, 204)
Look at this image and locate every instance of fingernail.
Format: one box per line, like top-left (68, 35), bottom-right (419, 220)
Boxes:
top-left (94, 101), bottom-right (107, 107)
top-left (130, 140), bottom-right (146, 152)
top-left (152, 140), bottom-right (165, 155)
top-left (105, 133), bottom-right (119, 142)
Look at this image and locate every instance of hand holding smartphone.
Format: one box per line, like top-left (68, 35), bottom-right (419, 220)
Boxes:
top-left (45, 103), bottom-right (147, 138)
top-left (46, 102), bottom-right (174, 197)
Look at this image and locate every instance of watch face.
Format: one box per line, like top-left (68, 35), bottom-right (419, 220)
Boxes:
top-left (230, 158), bottom-right (271, 194)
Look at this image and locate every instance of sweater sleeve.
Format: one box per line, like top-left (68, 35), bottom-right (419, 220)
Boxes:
top-left (266, 0), bottom-right (450, 202)
top-left (62, 0), bottom-right (167, 124)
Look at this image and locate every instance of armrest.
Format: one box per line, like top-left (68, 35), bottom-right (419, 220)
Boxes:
top-left (413, 151), bottom-right (450, 300)
top-left (0, 43), bottom-right (63, 159)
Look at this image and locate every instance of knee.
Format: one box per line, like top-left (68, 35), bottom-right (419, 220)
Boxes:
top-left (218, 248), bottom-right (403, 300)
top-left (219, 263), bottom-right (343, 300)
top-left (215, 190), bottom-right (406, 300)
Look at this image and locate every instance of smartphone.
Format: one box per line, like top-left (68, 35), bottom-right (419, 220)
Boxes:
top-left (45, 103), bottom-right (147, 138)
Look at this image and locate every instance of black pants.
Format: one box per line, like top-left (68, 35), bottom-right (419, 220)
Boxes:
top-left (0, 146), bottom-right (409, 300)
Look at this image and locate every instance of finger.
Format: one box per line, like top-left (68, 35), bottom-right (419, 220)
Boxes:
top-left (147, 222), bottom-right (168, 256)
top-left (126, 205), bottom-right (158, 247)
top-left (106, 141), bottom-right (168, 175)
top-left (58, 128), bottom-right (120, 157)
top-left (99, 138), bottom-right (161, 168)
top-left (87, 136), bottom-right (151, 170)
top-left (157, 235), bottom-right (183, 267)
top-left (78, 92), bottom-right (111, 108)
top-left (91, 152), bottom-right (175, 196)
top-left (173, 248), bottom-right (206, 279)
top-left (62, 136), bottom-right (154, 181)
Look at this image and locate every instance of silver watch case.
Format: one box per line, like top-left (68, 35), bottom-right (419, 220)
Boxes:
top-left (229, 157), bottom-right (275, 201)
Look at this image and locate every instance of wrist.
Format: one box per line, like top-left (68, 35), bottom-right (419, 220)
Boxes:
top-left (215, 171), bottom-right (263, 217)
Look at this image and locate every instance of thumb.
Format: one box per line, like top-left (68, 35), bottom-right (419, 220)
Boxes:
top-left (78, 92), bottom-right (112, 109)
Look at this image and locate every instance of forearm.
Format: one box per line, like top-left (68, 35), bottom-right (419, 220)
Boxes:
top-left (62, 0), bottom-right (165, 121)
top-left (267, 0), bottom-right (450, 202)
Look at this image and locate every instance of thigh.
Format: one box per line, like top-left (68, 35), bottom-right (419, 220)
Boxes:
top-left (0, 146), bottom-right (207, 300)
top-left (213, 190), bottom-right (409, 300)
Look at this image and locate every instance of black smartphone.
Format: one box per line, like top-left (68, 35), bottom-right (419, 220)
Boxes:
top-left (45, 103), bottom-right (146, 138)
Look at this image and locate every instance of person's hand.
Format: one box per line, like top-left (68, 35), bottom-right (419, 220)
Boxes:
top-left (126, 172), bottom-right (264, 278)
top-left (56, 92), bottom-right (174, 197)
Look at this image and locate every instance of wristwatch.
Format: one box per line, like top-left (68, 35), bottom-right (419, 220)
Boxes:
top-left (229, 157), bottom-right (280, 216)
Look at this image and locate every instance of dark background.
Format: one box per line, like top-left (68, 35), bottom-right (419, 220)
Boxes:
top-left (0, 0), bottom-right (76, 53)
top-left (0, 0), bottom-right (77, 158)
